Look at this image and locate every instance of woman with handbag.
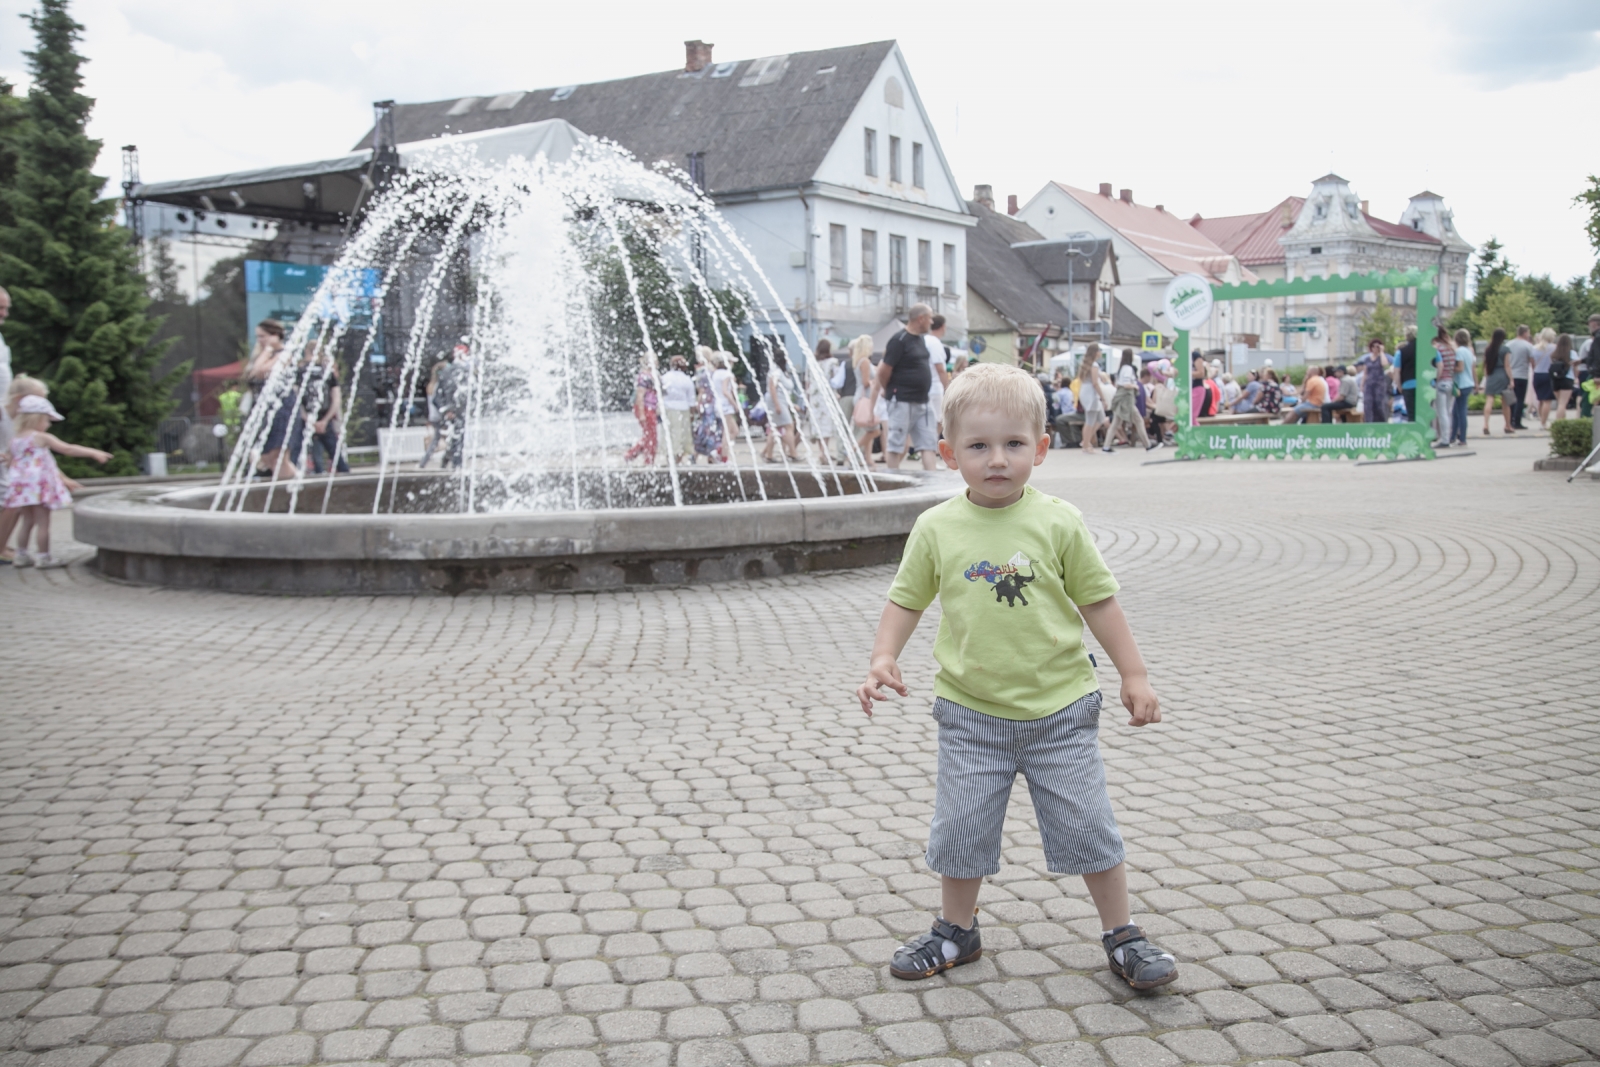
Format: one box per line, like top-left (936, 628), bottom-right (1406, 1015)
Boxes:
top-left (847, 335), bottom-right (883, 465)
top-left (1480, 329), bottom-right (1515, 436)
top-left (1106, 349), bottom-right (1152, 451)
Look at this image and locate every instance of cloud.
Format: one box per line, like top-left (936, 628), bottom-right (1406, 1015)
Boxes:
top-left (1444, 0), bottom-right (1600, 87)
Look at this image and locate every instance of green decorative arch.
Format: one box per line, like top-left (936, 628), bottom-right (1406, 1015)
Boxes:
top-left (1175, 267), bottom-right (1438, 460)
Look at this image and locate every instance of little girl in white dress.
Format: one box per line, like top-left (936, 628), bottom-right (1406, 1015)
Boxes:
top-left (4, 395), bottom-right (111, 568)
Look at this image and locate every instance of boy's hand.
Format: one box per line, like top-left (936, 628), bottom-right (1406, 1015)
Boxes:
top-left (857, 655), bottom-right (908, 717)
top-left (1120, 676), bottom-right (1161, 727)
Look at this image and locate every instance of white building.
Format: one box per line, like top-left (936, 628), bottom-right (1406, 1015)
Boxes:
top-left (357, 39), bottom-right (971, 353)
top-left (1016, 182), bottom-right (1263, 354)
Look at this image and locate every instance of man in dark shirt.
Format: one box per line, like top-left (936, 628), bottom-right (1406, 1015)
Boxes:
top-left (1397, 329), bottom-right (1417, 422)
top-left (877, 303), bottom-right (938, 469)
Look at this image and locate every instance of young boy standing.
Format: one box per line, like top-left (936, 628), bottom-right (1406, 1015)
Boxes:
top-left (856, 362), bottom-right (1177, 991)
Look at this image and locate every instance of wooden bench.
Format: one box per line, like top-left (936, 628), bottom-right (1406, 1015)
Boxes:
top-left (1277, 409), bottom-right (1365, 425)
top-left (1198, 412), bottom-right (1273, 426)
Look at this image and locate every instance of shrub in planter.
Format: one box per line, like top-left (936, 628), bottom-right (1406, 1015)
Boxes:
top-left (1467, 392), bottom-right (1485, 411)
top-left (1549, 418), bottom-right (1592, 457)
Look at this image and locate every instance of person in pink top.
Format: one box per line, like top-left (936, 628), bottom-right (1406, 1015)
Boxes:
top-left (3, 395), bottom-right (111, 568)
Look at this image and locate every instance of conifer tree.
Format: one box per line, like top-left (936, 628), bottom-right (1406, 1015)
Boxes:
top-left (0, 0), bottom-right (181, 475)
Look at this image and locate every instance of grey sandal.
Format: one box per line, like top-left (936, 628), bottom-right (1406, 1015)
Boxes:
top-left (1103, 923), bottom-right (1178, 990)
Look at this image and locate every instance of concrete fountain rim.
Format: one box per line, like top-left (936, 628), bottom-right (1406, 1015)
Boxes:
top-left (73, 468), bottom-right (961, 563)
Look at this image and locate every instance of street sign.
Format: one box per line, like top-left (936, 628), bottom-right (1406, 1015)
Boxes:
top-left (1278, 316), bottom-right (1317, 324)
top-left (1281, 325), bottom-right (1316, 333)
top-left (1140, 331), bottom-right (1161, 350)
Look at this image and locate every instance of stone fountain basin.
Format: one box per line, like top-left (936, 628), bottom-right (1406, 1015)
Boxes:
top-left (74, 469), bottom-right (959, 595)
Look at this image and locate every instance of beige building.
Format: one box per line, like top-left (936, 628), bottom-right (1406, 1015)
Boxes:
top-left (1191, 175), bottom-right (1472, 362)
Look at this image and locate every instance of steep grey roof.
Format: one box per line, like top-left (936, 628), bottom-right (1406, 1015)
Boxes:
top-left (964, 200), bottom-right (1072, 329)
top-left (1111, 297), bottom-right (1152, 344)
top-left (1009, 237), bottom-right (1114, 285)
top-left (353, 42), bottom-right (897, 196)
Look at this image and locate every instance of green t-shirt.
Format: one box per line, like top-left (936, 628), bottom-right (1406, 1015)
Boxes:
top-left (887, 485), bottom-right (1119, 720)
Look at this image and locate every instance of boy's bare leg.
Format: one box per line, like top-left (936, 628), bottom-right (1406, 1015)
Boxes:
top-left (941, 876), bottom-right (982, 929)
top-left (1081, 862), bottom-right (1131, 930)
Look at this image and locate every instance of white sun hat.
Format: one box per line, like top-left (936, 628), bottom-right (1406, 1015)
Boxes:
top-left (17, 394), bottom-right (63, 421)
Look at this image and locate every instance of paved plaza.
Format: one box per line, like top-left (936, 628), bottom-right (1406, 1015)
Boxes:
top-left (2, 436), bottom-right (1598, 1067)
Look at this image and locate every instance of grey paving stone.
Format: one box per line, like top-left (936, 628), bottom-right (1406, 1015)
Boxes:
top-left (1225, 1022), bottom-right (1310, 1058)
top-left (1487, 1029), bottom-right (1584, 1067)
top-left (1101, 1036), bottom-right (1183, 1067)
top-left (1282, 1015), bottom-right (1368, 1051)
top-left (875, 1021), bottom-right (949, 1058)
top-left (1074, 1003), bottom-right (1150, 1035)
top-left (1426, 1035), bottom-right (1519, 1067)
top-left (1155, 1027), bottom-right (1239, 1064)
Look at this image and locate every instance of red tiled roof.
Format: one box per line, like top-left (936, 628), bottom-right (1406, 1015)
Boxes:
top-left (1053, 182), bottom-right (1251, 283)
top-left (1363, 213), bottom-right (1440, 244)
top-left (1192, 195), bottom-right (1440, 261)
top-left (1191, 197), bottom-right (1303, 267)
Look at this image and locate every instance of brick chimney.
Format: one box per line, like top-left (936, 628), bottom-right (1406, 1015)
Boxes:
top-left (684, 40), bottom-right (714, 73)
top-left (1007, 194), bottom-right (1019, 215)
top-left (1360, 199), bottom-right (1369, 215)
top-left (972, 184), bottom-right (994, 210)
top-left (1155, 204), bottom-right (1164, 213)
top-left (1099, 183), bottom-right (1113, 198)
top-left (1119, 188), bottom-right (1133, 204)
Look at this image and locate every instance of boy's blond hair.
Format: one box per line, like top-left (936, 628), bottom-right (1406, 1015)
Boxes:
top-left (941, 361), bottom-right (1047, 437)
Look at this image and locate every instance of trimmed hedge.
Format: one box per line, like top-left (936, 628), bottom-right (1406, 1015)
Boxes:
top-left (1549, 418), bottom-right (1592, 457)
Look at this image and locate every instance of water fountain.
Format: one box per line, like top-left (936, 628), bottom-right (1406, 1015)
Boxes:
top-left (77, 121), bottom-right (954, 594)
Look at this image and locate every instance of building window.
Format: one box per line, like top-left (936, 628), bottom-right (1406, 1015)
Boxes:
top-left (889, 136), bottom-right (901, 183)
top-left (861, 229), bottom-right (878, 286)
top-left (863, 129), bottom-right (877, 177)
top-left (889, 235), bottom-right (906, 286)
top-left (917, 240), bottom-right (932, 287)
top-left (1100, 287), bottom-right (1111, 318)
top-left (1448, 282), bottom-right (1459, 306)
top-left (829, 224), bottom-right (847, 283)
top-left (912, 142), bottom-right (925, 189)
top-left (942, 243), bottom-right (957, 295)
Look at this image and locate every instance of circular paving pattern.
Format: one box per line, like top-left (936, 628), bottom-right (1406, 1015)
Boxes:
top-left (2, 439), bottom-right (1597, 1067)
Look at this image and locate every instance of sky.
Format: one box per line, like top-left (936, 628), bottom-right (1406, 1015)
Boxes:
top-left (2, 0), bottom-right (1598, 285)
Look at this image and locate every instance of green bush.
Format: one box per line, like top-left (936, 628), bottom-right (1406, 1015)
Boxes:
top-left (1549, 418), bottom-right (1592, 457)
top-left (1467, 392), bottom-right (1485, 411)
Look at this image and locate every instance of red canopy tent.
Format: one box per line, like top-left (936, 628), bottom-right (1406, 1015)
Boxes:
top-left (194, 362), bottom-right (243, 417)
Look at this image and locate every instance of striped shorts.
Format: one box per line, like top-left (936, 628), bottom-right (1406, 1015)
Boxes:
top-left (925, 692), bottom-right (1125, 879)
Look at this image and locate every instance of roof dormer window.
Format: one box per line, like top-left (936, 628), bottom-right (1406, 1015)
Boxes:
top-left (711, 61), bottom-right (737, 78)
top-left (550, 86), bottom-right (576, 102)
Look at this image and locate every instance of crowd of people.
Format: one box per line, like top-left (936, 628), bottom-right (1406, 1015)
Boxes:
top-left (1164, 314), bottom-right (1599, 448)
top-left (620, 302), bottom-right (968, 472)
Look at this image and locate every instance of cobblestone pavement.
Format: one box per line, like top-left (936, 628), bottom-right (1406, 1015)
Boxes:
top-left (3, 437), bottom-right (1598, 1067)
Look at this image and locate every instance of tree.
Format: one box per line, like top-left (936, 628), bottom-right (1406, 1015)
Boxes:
top-left (145, 236), bottom-right (182, 304)
top-left (0, 0), bottom-right (182, 476)
top-left (1354, 292), bottom-right (1404, 354)
top-left (1473, 276), bottom-right (1554, 338)
top-left (0, 78), bottom-right (27, 229)
top-left (1577, 176), bottom-right (1600, 284)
